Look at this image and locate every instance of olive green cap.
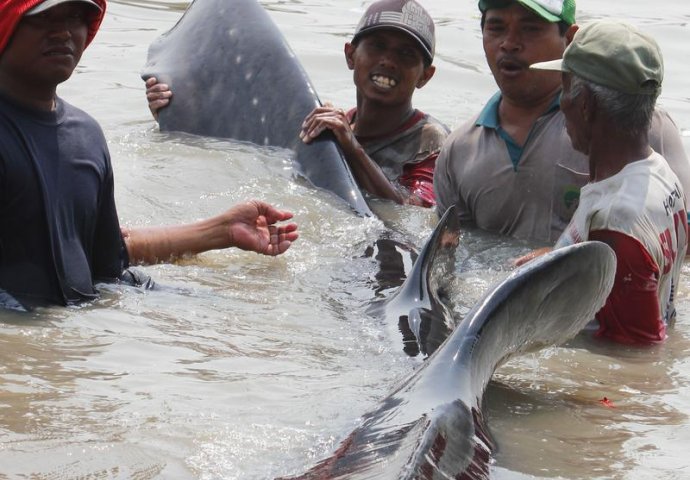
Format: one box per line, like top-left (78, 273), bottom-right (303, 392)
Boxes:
top-left (478, 0), bottom-right (576, 25)
top-left (530, 21), bottom-right (663, 95)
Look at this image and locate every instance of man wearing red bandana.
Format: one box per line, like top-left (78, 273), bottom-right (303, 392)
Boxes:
top-left (0, 0), bottom-right (299, 309)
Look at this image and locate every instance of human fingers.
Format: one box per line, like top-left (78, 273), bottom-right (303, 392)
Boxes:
top-left (149, 98), bottom-right (170, 113)
top-left (299, 122), bottom-right (326, 143)
top-left (146, 91), bottom-right (172, 104)
top-left (512, 247), bottom-right (552, 267)
top-left (512, 255), bottom-right (531, 267)
top-left (300, 115), bottom-right (348, 143)
top-left (303, 105), bottom-right (338, 121)
top-left (267, 239), bottom-right (293, 256)
top-left (146, 83), bottom-right (172, 97)
top-left (252, 201), bottom-right (295, 224)
top-left (266, 227), bottom-right (299, 255)
top-left (275, 223), bottom-right (299, 241)
top-left (269, 224), bottom-right (299, 243)
top-left (302, 106), bottom-right (340, 128)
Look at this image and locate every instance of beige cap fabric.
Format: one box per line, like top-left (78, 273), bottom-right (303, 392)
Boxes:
top-left (530, 21), bottom-right (663, 95)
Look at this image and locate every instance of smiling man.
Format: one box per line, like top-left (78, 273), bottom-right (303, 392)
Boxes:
top-left (0, 0), bottom-right (299, 309)
top-left (433, 0), bottom-right (690, 242)
top-left (298, 0), bottom-right (449, 207)
top-left (146, 0), bottom-right (448, 208)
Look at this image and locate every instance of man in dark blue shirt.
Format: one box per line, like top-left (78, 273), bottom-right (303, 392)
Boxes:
top-left (0, 0), bottom-right (299, 309)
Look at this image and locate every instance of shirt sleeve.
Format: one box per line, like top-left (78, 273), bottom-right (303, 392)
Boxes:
top-left (650, 109), bottom-right (690, 224)
top-left (589, 229), bottom-right (665, 344)
top-left (92, 158), bottom-right (129, 282)
top-left (399, 153), bottom-right (437, 207)
top-left (432, 136), bottom-right (476, 224)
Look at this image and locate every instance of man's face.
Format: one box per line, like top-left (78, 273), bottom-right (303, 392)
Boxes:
top-left (560, 73), bottom-right (590, 154)
top-left (0, 2), bottom-right (91, 91)
top-left (345, 29), bottom-right (435, 108)
top-left (482, 2), bottom-right (569, 104)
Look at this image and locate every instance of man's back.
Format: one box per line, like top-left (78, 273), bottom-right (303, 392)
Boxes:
top-left (556, 152), bottom-right (688, 343)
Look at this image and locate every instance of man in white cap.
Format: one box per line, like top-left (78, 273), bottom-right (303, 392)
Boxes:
top-left (433, 0), bottom-right (690, 242)
top-left (0, 0), bottom-right (299, 309)
top-left (526, 21), bottom-right (688, 344)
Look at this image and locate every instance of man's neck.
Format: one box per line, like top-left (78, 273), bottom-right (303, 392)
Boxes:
top-left (0, 78), bottom-right (57, 112)
top-left (498, 87), bottom-right (560, 146)
top-left (352, 97), bottom-right (415, 138)
top-left (589, 130), bottom-right (653, 182)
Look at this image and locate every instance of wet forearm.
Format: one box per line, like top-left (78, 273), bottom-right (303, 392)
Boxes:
top-left (341, 143), bottom-right (405, 204)
top-left (123, 218), bottom-right (227, 265)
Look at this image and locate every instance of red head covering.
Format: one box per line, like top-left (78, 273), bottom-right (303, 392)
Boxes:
top-left (0, 0), bottom-right (106, 56)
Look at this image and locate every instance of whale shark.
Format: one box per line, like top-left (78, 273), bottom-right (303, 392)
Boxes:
top-left (284, 207), bottom-right (617, 479)
top-left (142, 0), bottom-right (372, 216)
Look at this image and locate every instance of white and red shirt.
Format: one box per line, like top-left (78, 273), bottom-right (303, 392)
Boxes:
top-left (555, 152), bottom-right (688, 344)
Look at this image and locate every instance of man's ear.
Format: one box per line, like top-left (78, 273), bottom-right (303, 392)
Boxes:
top-left (581, 85), bottom-right (596, 122)
top-left (344, 42), bottom-right (356, 70)
top-left (416, 65), bottom-right (436, 89)
top-left (565, 24), bottom-right (579, 46)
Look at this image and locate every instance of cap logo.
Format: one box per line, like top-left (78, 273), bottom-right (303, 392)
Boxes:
top-left (358, 1), bottom-right (433, 48)
top-left (400, 2), bottom-right (433, 45)
top-left (535, 0), bottom-right (564, 16)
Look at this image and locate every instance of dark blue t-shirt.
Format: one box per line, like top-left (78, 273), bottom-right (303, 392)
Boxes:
top-left (0, 93), bottom-right (128, 306)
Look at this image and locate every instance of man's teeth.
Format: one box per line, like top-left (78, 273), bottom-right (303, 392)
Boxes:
top-left (372, 75), bottom-right (397, 88)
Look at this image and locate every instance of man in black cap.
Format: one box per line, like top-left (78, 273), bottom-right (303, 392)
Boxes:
top-left (146, 0), bottom-right (448, 207)
top-left (299, 0), bottom-right (448, 207)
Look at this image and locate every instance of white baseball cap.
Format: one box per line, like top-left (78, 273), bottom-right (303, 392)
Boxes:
top-left (26, 0), bottom-right (102, 16)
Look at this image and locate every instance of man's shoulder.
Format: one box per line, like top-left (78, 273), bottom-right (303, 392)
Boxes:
top-left (417, 111), bottom-right (450, 133)
top-left (59, 98), bottom-right (100, 124)
top-left (443, 112), bottom-right (485, 147)
top-left (588, 156), bottom-right (676, 220)
top-left (58, 99), bottom-right (107, 139)
top-left (415, 111), bottom-right (451, 149)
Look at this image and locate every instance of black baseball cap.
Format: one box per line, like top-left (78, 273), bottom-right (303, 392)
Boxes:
top-left (352, 0), bottom-right (436, 64)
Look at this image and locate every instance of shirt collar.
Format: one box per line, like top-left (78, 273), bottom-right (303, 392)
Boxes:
top-left (476, 91), bottom-right (562, 129)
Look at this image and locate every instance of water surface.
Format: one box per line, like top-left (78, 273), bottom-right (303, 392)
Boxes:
top-left (1, 0), bottom-right (690, 478)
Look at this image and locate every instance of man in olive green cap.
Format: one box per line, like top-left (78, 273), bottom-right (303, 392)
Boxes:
top-left (433, 0), bottom-right (690, 243)
top-left (524, 21), bottom-right (688, 345)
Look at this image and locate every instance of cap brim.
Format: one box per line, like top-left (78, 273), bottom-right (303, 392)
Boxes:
top-left (530, 59), bottom-right (566, 71)
top-left (518, 0), bottom-right (562, 23)
top-left (26, 0), bottom-right (102, 16)
top-left (479, 0), bottom-right (564, 23)
top-left (353, 25), bottom-right (433, 64)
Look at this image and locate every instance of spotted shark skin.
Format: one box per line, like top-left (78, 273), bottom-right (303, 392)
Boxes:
top-left (285, 207), bottom-right (616, 479)
top-left (142, 0), bottom-right (372, 216)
